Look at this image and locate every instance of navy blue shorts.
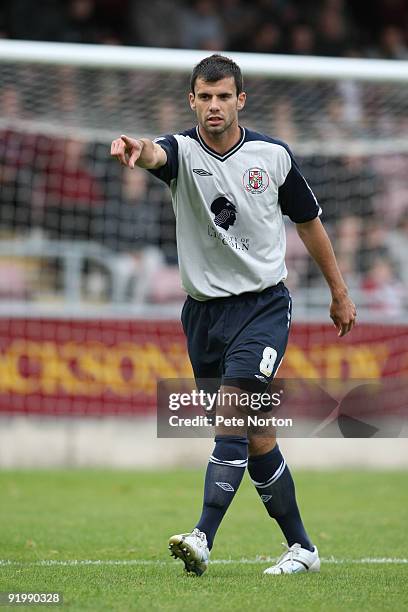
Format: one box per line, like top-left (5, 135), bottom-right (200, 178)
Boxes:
top-left (181, 282), bottom-right (292, 393)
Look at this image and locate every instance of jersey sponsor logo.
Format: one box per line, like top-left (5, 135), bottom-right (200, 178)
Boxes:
top-left (243, 167), bottom-right (270, 194)
top-left (260, 494), bottom-right (272, 502)
top-left (210, 196), bottom-right (237, 230)
top-left (207, 225), bottom-right (250, 252)
top-left (193, 168), bottom-right (213, 176)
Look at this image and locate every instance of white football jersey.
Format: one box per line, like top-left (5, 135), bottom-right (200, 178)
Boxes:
top-left (149, 127), bottom-right (321, 300)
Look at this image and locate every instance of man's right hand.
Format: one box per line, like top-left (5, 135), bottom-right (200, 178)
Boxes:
top-left (110, 135), bottom-right (143, 169)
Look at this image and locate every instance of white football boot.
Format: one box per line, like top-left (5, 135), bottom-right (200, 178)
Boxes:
top-left (168, 528), bottom-right (210, 576)
top-left (263, 542), bottom-right (320, 575)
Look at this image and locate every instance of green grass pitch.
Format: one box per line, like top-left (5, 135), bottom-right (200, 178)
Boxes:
top-left (0, 469), bottom-right (407, 611)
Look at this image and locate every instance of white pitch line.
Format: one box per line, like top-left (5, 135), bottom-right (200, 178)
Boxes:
top-left (0, 558), bottom-right (407, 567)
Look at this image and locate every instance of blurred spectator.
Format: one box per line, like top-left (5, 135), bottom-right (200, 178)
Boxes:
top-left (318, 79), bottom-right (376, 141)
top-left (318, 98), bottom-right (353, 142)
top-left (43, 138), bottom-right (103, 205)
top-left (372, 153), bottom-right (408, 225)
top-left (0, 85), bottom-right (44, 233)
top-left (251, 22), bottom-right (282, 54)
top-left (289, 24), bottom-right (316, 55)
top-left (54, 67), bottom-right (80, 118)
top-left (89, 166), bottom-right (178, 302)
top-left (358, 218), bottom-right (393, 276)
top-left (377, 27), bottom-right (408, 60)
top-left (155, 100), bottom-right (182, 136)
top-left (316, 0), bottom-right (351, 57)
top-left (95, 167), bottom-right (158, 252)
top-left (221, 0), bottom-right (257, 51)
top-left (386, 214), bottom-right (408, 288)
top-left (311, 155), bottom-right (378, 227)
top-left (361, 256), bottom-right (405, 316)
top-left (180, 0), bottom-right (226, 50)
top-left (268, 97), bottom-right (298, 144)
top-left (63, 0), bottom-right (101, 44)
top-left (33, 138), bottom-right (104, 239)
top-left (336, 80), bottom-right (364, 126)
top-left (127, 0), bottom-right (181, 47)
top-left (90, 164), bottom-right (176, 261)
top-left (333, 216), bottom-right (362, 288)
top-left (337, 156), bottom-right (378, 219)
top-left (0, 83), bottom-right (21, 120)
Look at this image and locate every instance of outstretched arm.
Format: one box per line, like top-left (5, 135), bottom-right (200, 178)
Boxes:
top-left (296, 217), bottom-right (357, 337)
top-left (110, 135), bottom-right (167, 169)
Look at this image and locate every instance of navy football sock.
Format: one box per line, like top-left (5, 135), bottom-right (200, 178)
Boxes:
top-left (196, 435), bottom-right (248, 550)
top-left (248, 445), bottom-right (313, 551)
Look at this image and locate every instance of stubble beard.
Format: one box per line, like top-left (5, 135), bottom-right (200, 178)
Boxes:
top-left (201, 114), bottom-right (237, 138)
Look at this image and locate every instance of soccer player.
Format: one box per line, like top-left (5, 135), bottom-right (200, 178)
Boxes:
top-left (111, 54), bottom-right (356, 576)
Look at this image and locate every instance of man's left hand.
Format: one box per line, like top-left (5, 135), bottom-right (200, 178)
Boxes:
top-left (330, 294), bottom-right (357, 337)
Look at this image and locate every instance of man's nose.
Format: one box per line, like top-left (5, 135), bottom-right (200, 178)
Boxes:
top-left (209, 96), bottom-right (220, 111)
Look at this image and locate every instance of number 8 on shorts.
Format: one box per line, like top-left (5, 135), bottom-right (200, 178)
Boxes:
top-left (259, 346), bottom-right (277, 377)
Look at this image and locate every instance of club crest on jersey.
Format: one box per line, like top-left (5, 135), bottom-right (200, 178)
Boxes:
top-left (243, 167), bottom-right (269, 194)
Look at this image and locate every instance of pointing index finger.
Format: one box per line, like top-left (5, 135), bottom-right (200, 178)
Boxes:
top-left (120, 134), bottom-right (133, 147)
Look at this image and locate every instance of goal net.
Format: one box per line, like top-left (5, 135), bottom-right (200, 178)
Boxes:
top-left (0, 41), bottom-right (407, 419)
top-left (0, 42), bottom-right (407, 313)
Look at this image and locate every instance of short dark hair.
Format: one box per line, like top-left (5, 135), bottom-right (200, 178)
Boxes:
top-left (190, 54), bottom-right (243, 96)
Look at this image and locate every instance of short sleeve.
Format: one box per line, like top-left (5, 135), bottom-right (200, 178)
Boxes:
top-left (148, 134), bottom-right (179, 185)
top-left (278, 147), bottom-right (321, 223)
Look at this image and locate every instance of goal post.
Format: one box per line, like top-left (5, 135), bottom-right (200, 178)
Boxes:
top-left (1, 39), bottom-right (407, 144)
top-left (1, 38), bottom-right (408, 79)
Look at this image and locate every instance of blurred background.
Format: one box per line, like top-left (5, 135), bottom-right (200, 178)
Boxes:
top-left (0, 0), bottom-right (407, 467)
top-left (1, 0), bottom-right (408, 57)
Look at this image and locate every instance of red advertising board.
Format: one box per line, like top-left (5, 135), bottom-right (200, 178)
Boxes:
top-left (0, 319), bottom-right (406, 415)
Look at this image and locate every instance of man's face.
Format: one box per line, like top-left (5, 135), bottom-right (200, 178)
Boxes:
top-left (189, 77), bottom-right (246, 135)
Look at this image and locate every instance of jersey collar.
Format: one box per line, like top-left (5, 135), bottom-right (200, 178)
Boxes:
top-left (195, 126), bottom-right (246, 161)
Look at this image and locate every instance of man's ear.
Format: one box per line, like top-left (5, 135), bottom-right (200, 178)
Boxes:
top-left (237, 91), bottom-right (246, 111)
top-left (189, 92), bottom-right (196, 111)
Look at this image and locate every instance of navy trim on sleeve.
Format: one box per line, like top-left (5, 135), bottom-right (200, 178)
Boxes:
top-left (279, 155), bottom-right (321, 223)
top-left (148, 134), bottom-right (179, 185)
top-left (244, 129), bottom-right (321, 223)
